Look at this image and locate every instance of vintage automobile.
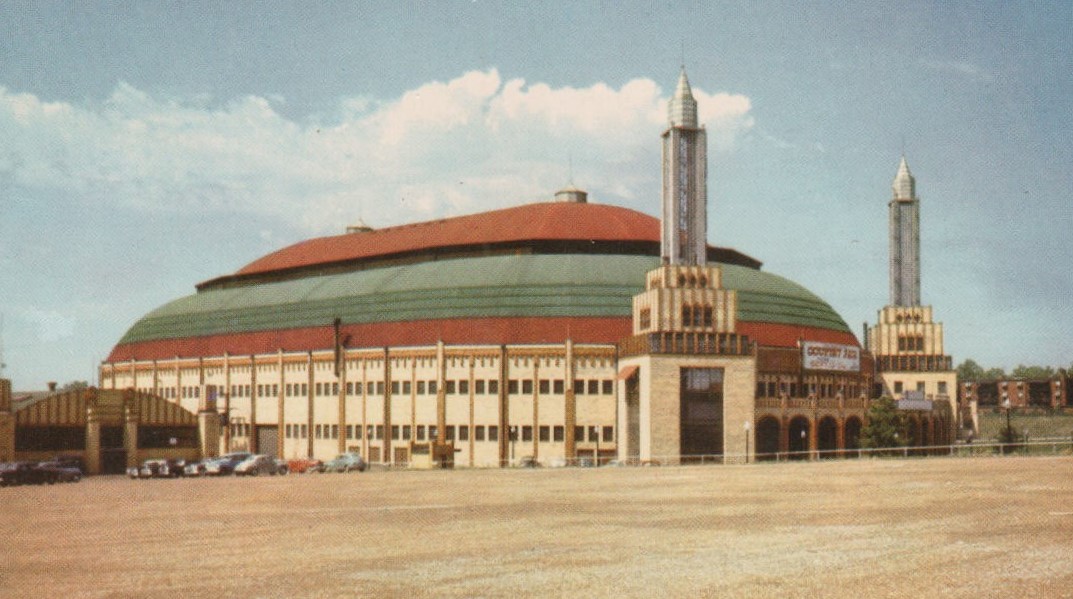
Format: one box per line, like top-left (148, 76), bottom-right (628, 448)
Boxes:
top-left (286, 458), bottom-right (323, 474)
top-left (234, 454), bottom-right (279, 476)
top-left (0, 461), bottom-right (57, 486)
top-left (273, 458), bottom-right (290, 475)
top-left (36, 460), bottom-right (83, 482)
top-left (183, 459), bottom-right (209, 477)
top-left (321, 452), bottom-right (367, 473)
top-left (129, 459), bottom-right (185, 479)
top-left (202, 452), bottom-right (252, 476)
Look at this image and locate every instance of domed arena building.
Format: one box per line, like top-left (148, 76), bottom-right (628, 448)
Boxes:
top-left (97, 70), bottom-right (951, 469)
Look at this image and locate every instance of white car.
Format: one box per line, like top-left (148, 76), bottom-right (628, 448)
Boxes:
top-left (234, 454), bottom-right (279, 476)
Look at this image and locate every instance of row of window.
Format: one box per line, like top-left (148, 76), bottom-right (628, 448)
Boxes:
top-left (897, 336), bottom-right (926, 352)
top-left (755, 381), bottom-right (862, 399)
top-left (139, 379), bottom-right (617, 400)
top-left (282, 423), bottom-right (615, 444)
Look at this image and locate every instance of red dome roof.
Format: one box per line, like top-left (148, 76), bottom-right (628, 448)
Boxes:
top-left (237, 202), bottom-right (659, 277)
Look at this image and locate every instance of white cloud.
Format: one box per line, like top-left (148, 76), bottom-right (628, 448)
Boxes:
top-left (0, 70), bottom-right (753, 233)
top-left (919, 59), bottom-right (995, 83)
top-left (21, 307), bottom-right (76, 343)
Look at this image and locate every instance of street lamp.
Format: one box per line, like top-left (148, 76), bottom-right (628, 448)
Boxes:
top-left (800, 428), bottom-right (807, 460)
top-left (509, 426), bottom-right (517, 465)
top-left (743, 420), bottom-right (751, 464)
top-left (1003, 398), bottom-right (1012, 454)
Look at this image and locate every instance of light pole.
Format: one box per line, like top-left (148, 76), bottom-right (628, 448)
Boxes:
top-left (593, 426), bottom-right (600, 467)
top-left (1003, 398), bottom-right (1012, 455)
top-left (744, 420), bottom-right (751, 464)
top-left (509, 426), bottom-right (517, 465)
top-left (800, 428), bottom-right (807, 460)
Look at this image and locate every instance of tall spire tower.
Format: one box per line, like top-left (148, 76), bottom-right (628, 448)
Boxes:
top-left (661, 68), bottom-right (708, 265)
top-left (868, 155), bottom-right (960, 437)
top-left (889, 156), bottom-right (920, 306)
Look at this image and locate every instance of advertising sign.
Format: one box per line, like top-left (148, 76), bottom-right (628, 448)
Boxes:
top-left (802, 341), bottom-right (860, 372)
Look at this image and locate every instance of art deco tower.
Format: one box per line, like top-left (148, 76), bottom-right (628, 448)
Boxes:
top-left (889, 157), bottom-right (921, 306)
top-left (868, 156), bottom-right (959, 435)
top-left (661, 68), bottom-right (708, 265)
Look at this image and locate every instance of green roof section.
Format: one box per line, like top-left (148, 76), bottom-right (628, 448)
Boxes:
top-left (118, 254), bottom-right (851, 345)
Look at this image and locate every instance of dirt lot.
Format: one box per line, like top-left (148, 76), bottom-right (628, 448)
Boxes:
top-left (1, 456), bottom-right (1072, 598)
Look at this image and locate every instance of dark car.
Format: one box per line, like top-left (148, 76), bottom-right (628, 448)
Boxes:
top-left (234, 454), bottom-right (279, 476)
top-left (0, 461), bottom-right (56, 486)
top-left (321, 452), bottom-right (367, 473)
top-left (203, 452), bottom-right (252, 476)
top-left (36, 460), bottom-right (82, 482)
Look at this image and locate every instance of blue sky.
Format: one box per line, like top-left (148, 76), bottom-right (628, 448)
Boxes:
top-left (1, 2), bottom-right (1070, 390)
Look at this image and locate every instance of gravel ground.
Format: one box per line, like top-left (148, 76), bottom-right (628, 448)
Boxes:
top-left (1, 456), bottom-right (1071, 598)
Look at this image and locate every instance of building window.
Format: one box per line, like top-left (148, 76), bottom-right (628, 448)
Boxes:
top-left (575, 380), bottom-right (585, 395)
top-left (475, 425), bottom-right (485, 441)
top-left (938, 382), bottom-right (948, 395)
top-left (603, 426), bottom-right (613, 442)
top-left (315, 424), bottom-right (323, 439)
top-left (459, 380), bottom-right (469, 394)
top-left (553, 425), bottom-right (564, 442)
top-left (346, 382), bottom-right (353, 395)
top-left (445, 380), bottom-right (456, 394)
top-left (539, 426), bottom-right (550, 442)
top-left (553, 379), bottom-right (564, 394)
top-left (428, 381), bottom-right (438, 394)
top-left (602, 380), bottom-right (613, 395)
top-left (375, 425), bottom-right (383, 440)
top-left (639, 308), bottom-right (651, 329)
top-left (376, 382), bottom-right (384, 395)
top-left (575, 426), bottom-right (585, 442)
top-left (522, 426), bottom-right (533, 442)
top-left (894, 381), bottom-right (903, 394)
top-left (402, 425), bottom-right (411, 440)
top-left (391, 425), bottom-right (399, 440)
top-left (402, 381), bottom-right (411, 394)
top-left (539, 380), bottom-right (550, 394)
top-left (508, 380), bottom-right (519, 394)
top-left (300, 424), bottom-right (307, 439)
top-left (475, 380), bottom-right (486, 394)
top-left (488, 380), bottom-right (499, 394)
top-left (285, 424), bottom-right (292, 438)
top-left (587, 380), bottom-right (599, 395)
top-left (488, 426), bottom-right (499, 442)
top-left (429, 425), bottom-right (438, 440)
top-left (346, 425), bottom-right (353, 439)
top-left (332, 382), bottom-right (339, 395)
top-left (391, 381), bottom-right (400, 394)
top-left (331, 425), bottom-right (338, 439)
top-left (417, 425), bottom-right (426, 441)
top-left (522, 380), bottom-right (533, 394)
top-left (417, 381), bottom-right (426, 394)
top-left (354, 426), bottom-right (362, 440)
top-left (459, 425), bottom-right (469, 441)
top-left (445, 426), bottom-right (455, 441)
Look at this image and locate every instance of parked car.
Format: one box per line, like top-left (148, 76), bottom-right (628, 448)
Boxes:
top-left (518, 456), bottom-right (542, 468)
top-left (321, 452), bottom-right (367, 473)
top-left (183, 460), bottom-right (209, 477)
top-left (286, 458), bottom-right (322, 474)
top-left (131, 459), bottom-right (185, 479)
top-left (203, 452), bottom-right (252, 476)
top-left (0, 461), bottom-right (56, 486)
top-left (37, 460), bottom-right (82, 482)
top-left (273, 459), bottom-right (290, 475)
top-left (234, 454), bottom-right (279, 476)
top-left (41, 455), bottom-right (85, 474)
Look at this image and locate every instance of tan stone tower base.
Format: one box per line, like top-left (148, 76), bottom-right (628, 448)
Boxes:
top-left (617, 265), bottom-right (756, 465)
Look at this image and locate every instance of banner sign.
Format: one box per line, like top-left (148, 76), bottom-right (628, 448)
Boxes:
top-left (802, 341), bottom-right (860, 372)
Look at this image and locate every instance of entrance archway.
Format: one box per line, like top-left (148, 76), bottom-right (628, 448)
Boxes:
top-left (844, 416), bottom-right (863, 455)
top-left (755, 416), bottom-right (780, 461)
top-left (818, 416), bottom-right (839, 459)
top-left (788, 416), bottom-right (810, 460)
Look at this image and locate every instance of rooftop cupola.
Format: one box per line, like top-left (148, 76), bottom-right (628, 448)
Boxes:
top-left (668, 67), bottom-right (699, 128)
top-left (554, 185), bottom-right (588, 203)
top-left (892, 156), bottom-right (916, 201)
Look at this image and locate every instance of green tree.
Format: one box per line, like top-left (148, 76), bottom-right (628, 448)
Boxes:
top-left (859, 396), bottom-right (908, 449)
top-left (957, 359), bottom-right (985, 382)
top-left (981, 367), bottom-right (1006, 382)
top-left (1010, 365), bottom-right (1055, 379)
top-left (61, 380), bottom-right (89, 392)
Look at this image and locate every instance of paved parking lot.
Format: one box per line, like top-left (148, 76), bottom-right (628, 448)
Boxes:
top-left (2, 456), bottom-right (1072, 598)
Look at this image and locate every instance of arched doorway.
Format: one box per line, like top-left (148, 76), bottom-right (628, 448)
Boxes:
top-left (818, 416), bottom-right (839, 459)
top-left (756, 416), bottom-right (780, 461)
top-left (788, 416), bottom-right (810, 460)
top-left (844, 416), bottom-right (863, 456)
